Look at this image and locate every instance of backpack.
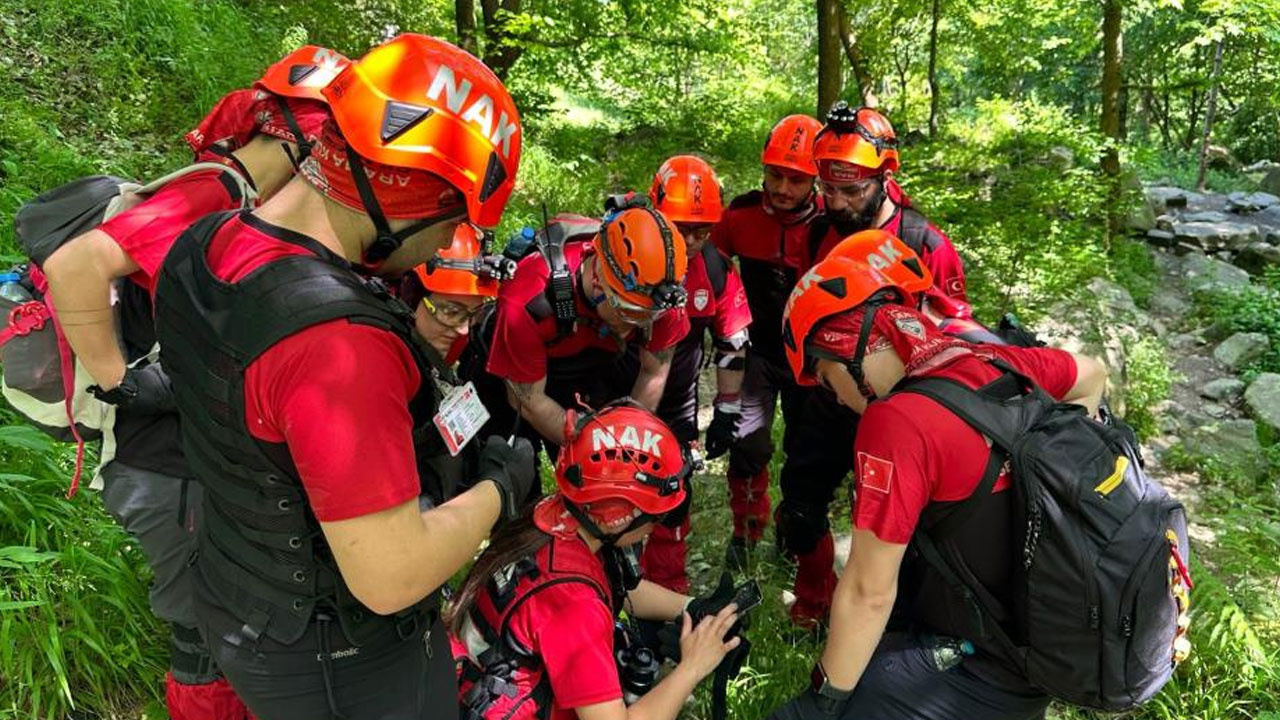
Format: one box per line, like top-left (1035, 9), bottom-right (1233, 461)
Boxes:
top-left (502, 213), bottom-right (601, 338)
top-left (1, 163), bottom-right (256, 494)
top-left (899, 364), bottom-right (1191, 711)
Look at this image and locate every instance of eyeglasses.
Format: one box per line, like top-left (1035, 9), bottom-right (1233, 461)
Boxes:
top-left (817, 177), bottom-right (879, 202)
top-left (422, 297), bottom-right (486, 329)
top-left (677, 224), bottom-right (713, 243)
top-left (597, 281), bottom-right (665, 326)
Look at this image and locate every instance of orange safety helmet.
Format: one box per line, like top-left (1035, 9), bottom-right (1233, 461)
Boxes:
top-left (412, 224), bottom-right (500, 297)
top-left (323, 33), bottom-right (521, 230)
top-left (823, 229), bottom-right (933, 297)
top-left (256, 45), bottom-right (350, 102)
top-left (813, 102), bottom-right (900, 181)
top-left (594, 200), bottom-right (688, 312)
top-left (782, 255), bottom-right (920, 391)
top-left (648, 155), bottom-right (724, 224)
top-left (552, 401), bottom-right (693, 542)
top-left (761, 114), bottom-right (823, 176)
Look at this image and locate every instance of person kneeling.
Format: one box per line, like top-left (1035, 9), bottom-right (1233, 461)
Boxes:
top-left (448, 401), bottom-right (742, 720)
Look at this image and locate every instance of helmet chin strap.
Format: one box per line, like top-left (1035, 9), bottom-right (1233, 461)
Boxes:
top-left (345, 150), bottom-right (462, 265)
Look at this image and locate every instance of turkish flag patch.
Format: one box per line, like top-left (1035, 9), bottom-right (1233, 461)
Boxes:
top-left (857, 452), bottom-right (894, 494)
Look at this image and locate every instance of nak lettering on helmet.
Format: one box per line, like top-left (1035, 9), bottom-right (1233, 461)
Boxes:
top-left (425, 65), bottom-right (519, 158)
top-left (786, 266), bottom-right (827, 317)
top-left (311, 47), bottom-right (348, 74)
top-left (866, 238), bottom-right (904, 271)
top-left (590, 425), bottom-right (665, 457)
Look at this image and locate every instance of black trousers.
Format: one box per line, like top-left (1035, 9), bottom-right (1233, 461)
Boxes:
top-left (197, 592), bottom-right (458, 720)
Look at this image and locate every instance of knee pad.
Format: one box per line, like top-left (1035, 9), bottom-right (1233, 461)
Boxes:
top-left (170, 623), bottom-right (220, 685)
top-left (728, 427), bottom-right (773, 478)
top-left (773, 501), bottom-right (830, 556)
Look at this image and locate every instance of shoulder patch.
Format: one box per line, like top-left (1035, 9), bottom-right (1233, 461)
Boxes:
top-left (857, 451), bottom-right (895, 494)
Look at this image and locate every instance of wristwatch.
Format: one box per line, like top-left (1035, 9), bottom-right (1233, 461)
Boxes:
top-left (810, 661), bottom-right (854, 713)
top-left (88, 370), bottom-right (139, 406)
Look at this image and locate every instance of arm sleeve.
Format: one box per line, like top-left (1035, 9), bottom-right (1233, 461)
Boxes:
top-left (644, 307), bottom-right (690, 353)
top-left (243, 321), bottom-right (423, 522)
top-left (526, 583), bottom-right (623, 709)
top-left (712, 264), bottom-right (752, 339)
top-left (923, 227), bottom-right (969, 302)
top-left (851, 402), bottom-right (935, 545)
top-left (485, 298), bottom-right (549, 383)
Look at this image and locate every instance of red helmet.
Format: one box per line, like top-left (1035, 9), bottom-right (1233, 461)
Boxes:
top-left (412, 225), bottom-right (500, 298)
top-left (255, 46), bottom-right (350, 102)
top-left (782, 255), bottom-right (921, 390)
top-left (813, 103), bottom-right (900, 182)
top-left (552, 401), bottom-right (692, 540)
top-left (648, 155), bottom-right (724, 224)
top-left (762, 115), bottom-right (823, 176)
top-left (323, 34), bottom-right (521, 229)
top-left (823, 229), bottom-right (933, 297)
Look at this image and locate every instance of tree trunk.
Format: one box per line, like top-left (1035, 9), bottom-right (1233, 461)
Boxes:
top-left (836, 2), bottom-right (875, 105)
top-left (817, 0), bottom-right (843, 116)
top-left (455, 0), bottom-right (479, 56)
top-left (1100, 0), bottom-right (1122, 178)
top-left (480, 0), bottom-right (524, 80)
top-left (1101, 0), bottom-right (1123, 244)
top-left (927, 0), bottom-right (941, 137)
top-left (1195, 38), bottom-right (1226, 192)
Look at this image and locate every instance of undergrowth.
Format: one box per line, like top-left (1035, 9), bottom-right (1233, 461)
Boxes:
top-left (1193, 268), bottom-right (1280, 379)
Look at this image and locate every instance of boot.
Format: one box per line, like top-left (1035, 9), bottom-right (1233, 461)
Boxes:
top-left (789, 531), bottom-right (836, 630)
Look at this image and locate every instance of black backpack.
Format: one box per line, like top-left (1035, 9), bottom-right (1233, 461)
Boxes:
top-left (899, 364), bottom-right (1191, 711)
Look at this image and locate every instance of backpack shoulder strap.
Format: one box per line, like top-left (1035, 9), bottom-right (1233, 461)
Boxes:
top-left (894, 365), bottom-right (1049, 454)
top-left (807, 214), bottom-right (832, 263)
top-left (897, 207), bottom-right (931, 254)
top-left (701, 242), bottom-right (730, 297)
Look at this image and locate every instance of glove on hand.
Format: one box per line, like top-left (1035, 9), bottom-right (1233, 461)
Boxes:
top-left (703, 405), bottom-right (741, 460)
top-left (658, 572), bottom-right (750, 662)
top-left (766, 688), bottom-right (850, 720)
top-left (478, 435), bottom-right (537, 522)
top-left (88, 363), bottom-right (176, 415)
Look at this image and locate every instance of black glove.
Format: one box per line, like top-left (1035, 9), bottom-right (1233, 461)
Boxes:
top-left (703, 405), bottom-right (741, 460)
top-left (88, 363), bottom-right (175, 415)
top-left (657, 572), bottom-right (750, 662)
top-left (766, 688), bottom-right (849, 720)
top-left (477, 435), bottom-right (537, 522)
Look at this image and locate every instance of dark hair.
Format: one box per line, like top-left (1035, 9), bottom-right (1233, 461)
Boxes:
top-left (446, 506), bottom-right (551, 637)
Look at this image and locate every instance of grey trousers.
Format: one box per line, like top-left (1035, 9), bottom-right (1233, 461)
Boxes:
top-left (100, 460), bottom-right (216, 683)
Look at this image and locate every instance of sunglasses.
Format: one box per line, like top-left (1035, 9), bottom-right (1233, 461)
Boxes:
top-left (817, 177), bottom-right (880, 202)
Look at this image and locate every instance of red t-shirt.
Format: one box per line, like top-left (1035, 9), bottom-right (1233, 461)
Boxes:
top-left (98, 168), bottom-right (241, 292)
top-left (711, 190), bottom-right (818, 271)
top-left (684, 246), bottom-right (752, 340)
top-left (486, 241), bottom-right (690, 384)
top-left (205, 212), bottom-right (422, 522)
top-left (506, 576), bottom-right (621, 717)
top-left (852, 346), bottom-right (1079, 544)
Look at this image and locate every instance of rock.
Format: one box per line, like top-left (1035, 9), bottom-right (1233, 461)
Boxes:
top-left (1168, 332), bottom-right (1201, 351)
top-left (1182, 251), bottom-right (1252, 293)
top-left (1182, 418), bottom-right (1266, 481)
top-left (1173, 221), bottom-right (1261, 251)
top-left (1182, 210), bottom-right (1232, 223)
top-left (1127, 200), bottom-right (1157, 232)
top-left (1235, 242), bottom-right (1280, 275)
top-left (1201, 377), bottom-right (1246, 402)
top-left (1226, 191), bottom-right (1280, 213)
top-left (1244, 160), bottom-right (1279, 173)
top-left (1263, 167), bottom-right (1280, 196)
top-left (1146, 186), bottom-right (1188, 209)
top-left (1203, 403), bottom-right (1228, 418)
top-left (1155, 214), bottom-right (1175, 232)
top-left (1244, 373), bottom-right (1280, 438)
top-left (1213, 332), bottom-right (1270, 371)
top-left (1149, 291), bottom-right (1189, 318)
top-left (1146, 229), bottom-right (1176, 247)
top-left (1046, 146), bottom-right (1075, 171)
top-left (1206, 144), bottom-right (1239, 171)
top-left (1173, 241), bottom-right (1201, 256)
top-left (1266, 229), bottom-right (1280, 246)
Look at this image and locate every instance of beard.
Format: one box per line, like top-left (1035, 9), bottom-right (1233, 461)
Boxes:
top-left (829, 182), bottom-right (886, 236)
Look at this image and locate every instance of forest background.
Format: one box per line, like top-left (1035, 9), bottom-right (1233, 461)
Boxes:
top-left (1, 0), bottom-right (1279, 718)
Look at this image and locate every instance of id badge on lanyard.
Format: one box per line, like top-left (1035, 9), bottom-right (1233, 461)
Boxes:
top-left (432, 381), bottom-right (491, 456)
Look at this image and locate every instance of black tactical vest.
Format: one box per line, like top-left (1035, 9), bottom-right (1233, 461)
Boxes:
top-left (155, 210), bottom-right (448, 646)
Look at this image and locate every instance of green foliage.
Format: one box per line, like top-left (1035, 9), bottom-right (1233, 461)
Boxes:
top-left (1193, 268), bottom-right (1280, 377)
top-left (1123, 336), bottom-right (1177, 442)
top-left (899, 98), bottom-right (1115, 322)
top-left (0, 415), bottom-right (166, 719)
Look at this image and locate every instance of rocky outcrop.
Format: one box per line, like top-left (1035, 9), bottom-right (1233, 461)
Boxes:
top-left (1182, 252), bottom-right (1252, 294)
top-left (1201, 377), bottom-right (1245, 403)
top-left (1244, 373), bottom-right (1280, 438)
top-left (1214, 332), bottom-right (1270, 372)
top-left (1181, 418), bottom-right (1268, 481)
